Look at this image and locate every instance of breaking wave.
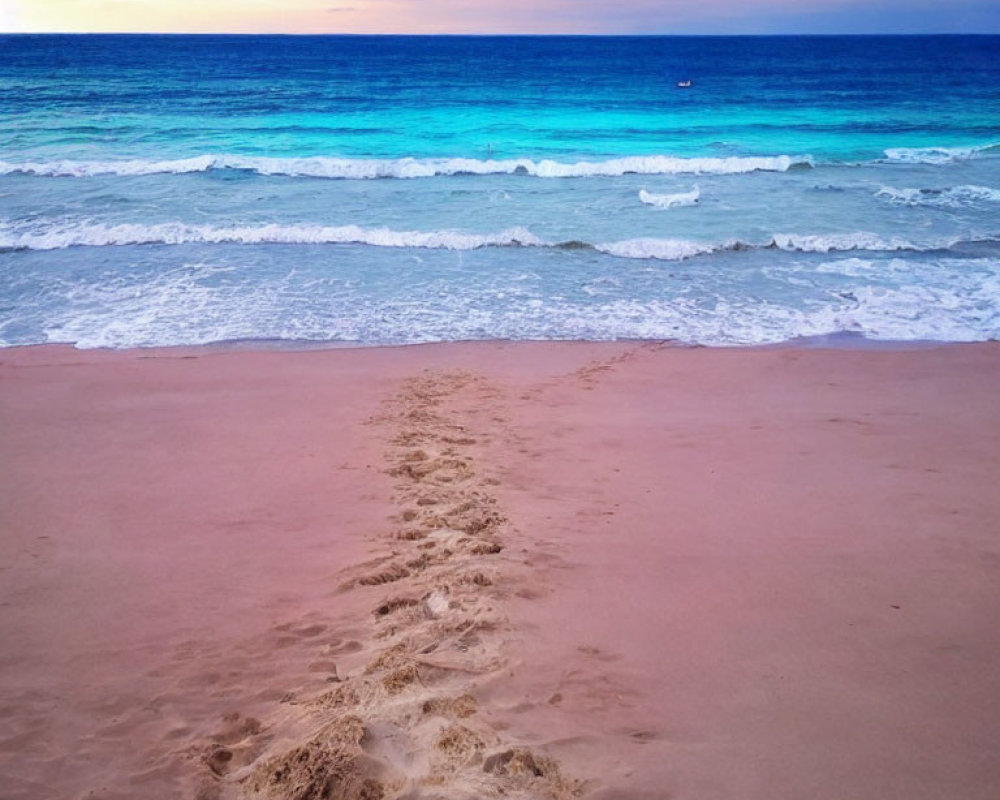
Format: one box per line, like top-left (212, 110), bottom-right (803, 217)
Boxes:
top-left (5, 142), bottom-right (997, 180)
top-left (638, 186), bottom-right (701, 208)
top-left (876, 184), bottom-right (1000, 207)
top-left (0, 153), bottom-right (813, 179)
top-left (0, 155), bottom-right (218, 178)
top-left (594, 232), bottom-right (994, 260)
top-left (0, 222), bottom-right (543, 252)
top-left (765, 232), bottom-right (959, 254)
top-left (882, 143), bottom-right (999, 165)
top-left (3, 220), bottom-right (993, 261)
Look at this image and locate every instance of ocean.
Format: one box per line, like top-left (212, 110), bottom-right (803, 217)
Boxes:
top-left (1, 34), bottom-right (998, 349)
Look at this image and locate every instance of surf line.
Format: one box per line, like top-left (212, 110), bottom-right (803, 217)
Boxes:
top-left (198, 370), bottom-right (581, 799)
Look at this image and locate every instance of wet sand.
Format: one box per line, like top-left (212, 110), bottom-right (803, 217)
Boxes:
top-left (1, 341), bottom-right (999, 799)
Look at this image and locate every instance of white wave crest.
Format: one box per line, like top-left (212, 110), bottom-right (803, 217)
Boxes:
top-left (517, 155), bottom-right (808, 177)
top-left (0, 155), bottom-right (216, 177)
top-left (876, 186), bottom-right (930, 204)
top-left (876, 184), bottom-right (1000, 207)
top-left (4, 219), bottom-right (990, 261)
top-left (638, 186), bottom-right (701, 208)
top-left (0, 153), bottom-right (812, 179)
top-left (768, 232), bottom-right (946, 254)
top-left (0, 221), bottom-right (543, 251)
top-left (593, 231), bottom-right (989, 261)
top-left (595, 238), bottom-right (724, 261)
top-left (883, 143), bottom-right (998, 165)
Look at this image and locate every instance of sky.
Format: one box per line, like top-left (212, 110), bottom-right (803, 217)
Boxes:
top-left (3, 0), bottom-right (999, 34)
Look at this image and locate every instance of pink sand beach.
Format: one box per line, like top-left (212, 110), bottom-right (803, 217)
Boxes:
top-left (2, 340), bottom-right (999, 799)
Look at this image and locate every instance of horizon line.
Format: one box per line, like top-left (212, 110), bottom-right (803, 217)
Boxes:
top-left (3, 31), bottom-right (998, 37)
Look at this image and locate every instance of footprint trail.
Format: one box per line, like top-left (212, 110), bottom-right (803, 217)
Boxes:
top-left (194, 370), bottom-right (581, 800)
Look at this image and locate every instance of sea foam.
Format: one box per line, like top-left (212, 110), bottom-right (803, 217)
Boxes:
top-left (0, 156), bottom-right (216, 178)
top-left (2, 220), bottom-right (993, 261)
top-left (33, 258), bottom-right (1000, 350)
top-left (883, 143), bottom-right (999, 164)
top-left (594, 233), bottom-right (989, 261)
top-left (0, 153), bottom-right (813, 179)
top-left (638, 186), bottom-right (701, 208)
top-left (6, 143), bottom-right (997, 178)
top-left (0, 222), bottom-right (543, 251)
top-left (767, 232), bottom-right (934, 254)
top-left (595, 238), bottom-right (724, 261)
top-left (876, 184), bottom-right (1000, 207)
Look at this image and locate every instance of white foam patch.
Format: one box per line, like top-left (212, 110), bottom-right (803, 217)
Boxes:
top-left (19, 252), bottom-right (1000, 350)
top-left (0, 152), bottom-right (813, 179)
top-left (638, 186), bottom-right (700, 208)
top-left (595, 238), bottom-right (724, 261)
top-left (876, 184), bottom-right (1000, 207)
top-left (808, 270), bottom-right (1000, 343)
top-left (593, 232), bottom-right (988, 261)
top-left (484, 267), bottom-right (1000, 345)
top-left (768, 232), bottom-right (957, 254)
top-left (0, 221), bottom-right (543, 251)
top-left (0, 155), bottom-right (216, 177)
top-left (5, 219), bottom-right (991, 262)
top-left (38, 262), bottom-right (290, 349)
top-left (883, 143), bottom-right (998, 165)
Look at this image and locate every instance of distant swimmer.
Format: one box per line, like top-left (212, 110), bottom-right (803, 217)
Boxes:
top-left (676, 80), bottom-right (693, 88)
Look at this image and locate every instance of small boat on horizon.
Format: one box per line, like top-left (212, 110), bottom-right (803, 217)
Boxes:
top-left (676, 80), bottom-right (693, 88)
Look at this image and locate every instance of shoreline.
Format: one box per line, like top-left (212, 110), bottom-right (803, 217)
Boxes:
top-left (0, 329), bottom-right (972, 362)
top-left (3, 340), bottom-right (999, 798)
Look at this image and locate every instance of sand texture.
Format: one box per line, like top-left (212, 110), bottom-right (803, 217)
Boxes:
top-left (2, 341), bottom-right (1000, 799)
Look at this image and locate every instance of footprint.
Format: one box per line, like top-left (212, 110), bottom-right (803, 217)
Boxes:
top-left (373, 597), bottom-right (419, 617)
top-left (201, 713), bottom-right (265, 779)
top-left (483, 747), bottom-right (550, 778)
top-left (326, 639), bottom-right (363, 656)
top-left (247, 716), bottom-right (388, 800)
top-left (469, 542), bottom-right (503, 556)
top-left (423, 693), bottom-right (477, 719)
top-left (204, 745), bottom-right (234, 776)
top-left (441, 436), bottom-right (477, 446)
top-left (435, 724), bottom-right (485, 769)
top-left (312, 683), bottom-right (360, 710)
top-left (382, 664), bottom-right (421, 694)
top-left (213, 712), bottom-right (262, 745)
top-left (459, 572), bottom-right (493, 587)
top-left (358, 564), bottom-right (411, 586)
top-left (307, 660), bottom-right (340, 676)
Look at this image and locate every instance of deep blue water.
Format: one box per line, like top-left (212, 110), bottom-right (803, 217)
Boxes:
top-left (1, 34), bottom-right (998, 347)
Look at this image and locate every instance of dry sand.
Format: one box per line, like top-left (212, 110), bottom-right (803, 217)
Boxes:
top-left (1, 341), bottom-right (999, 799)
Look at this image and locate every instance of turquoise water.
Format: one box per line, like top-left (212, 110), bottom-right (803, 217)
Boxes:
top-left (1, 35), bottom-right (998, 347)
